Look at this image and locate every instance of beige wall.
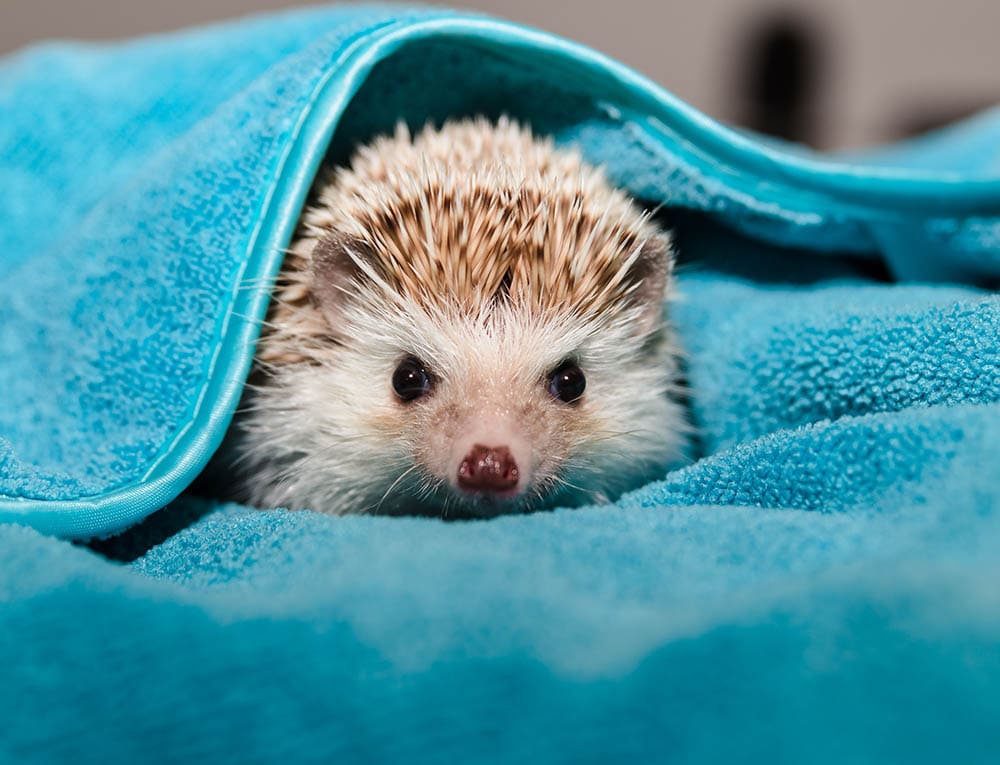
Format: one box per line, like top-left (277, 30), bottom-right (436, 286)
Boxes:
top-left (2, 0), bottom-right (998, 148)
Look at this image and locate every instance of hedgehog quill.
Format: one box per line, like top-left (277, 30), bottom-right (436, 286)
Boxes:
top-left (229, 117), bottom-right (684, 517)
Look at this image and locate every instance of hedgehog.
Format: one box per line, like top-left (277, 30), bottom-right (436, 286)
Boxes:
top-left (227, 117), bottom-right (684, 517)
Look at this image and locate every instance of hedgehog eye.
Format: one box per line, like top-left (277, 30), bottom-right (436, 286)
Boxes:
top-left (392, 356), bottom-right (433, 402)
top-left (547, 359), bottom-right (586, 404)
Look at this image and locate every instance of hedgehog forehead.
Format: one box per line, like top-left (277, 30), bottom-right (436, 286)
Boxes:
top-left (353, 294), bottom-right (640, 382)
top-left (331, 180), bottom-right (654, 319)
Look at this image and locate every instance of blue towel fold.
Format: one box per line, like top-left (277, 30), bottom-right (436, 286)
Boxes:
top-left (1, 5), bottom-right (998, 762)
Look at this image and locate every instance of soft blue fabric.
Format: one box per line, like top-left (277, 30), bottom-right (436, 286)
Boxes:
top-left (1, 5), bottom-right (998, 762)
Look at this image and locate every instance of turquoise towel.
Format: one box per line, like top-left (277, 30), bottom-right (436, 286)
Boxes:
top-left (1, 5), bottom-right (998, 762)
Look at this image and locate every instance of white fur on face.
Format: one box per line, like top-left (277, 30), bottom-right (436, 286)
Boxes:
top-left (235, 290), bottom-right (684, 517)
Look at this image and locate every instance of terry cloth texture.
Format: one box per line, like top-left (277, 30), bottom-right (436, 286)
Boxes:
top-left (0, 5), bottom-right (998, 763)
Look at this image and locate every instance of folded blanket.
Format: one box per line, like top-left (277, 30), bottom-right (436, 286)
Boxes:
top-left (1, 5), bottom-right (998, 763)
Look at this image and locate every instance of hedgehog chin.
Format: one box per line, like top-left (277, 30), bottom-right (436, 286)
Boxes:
top-left (443, 492), bottom-right (539, 520)
top-left (417, 478), bottom-right (548, 520)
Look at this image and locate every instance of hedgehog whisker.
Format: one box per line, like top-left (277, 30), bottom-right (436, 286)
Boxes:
top-left (371, 463), bottom-right (422, 515)
top-left (235, 279), bottom-right (281, 290)
top-left (586, 427), bottom-right (654, 445)
top-left (551, 474), bottom-right (591, 494)
top-left (230, 312), bottom-right (284, 331)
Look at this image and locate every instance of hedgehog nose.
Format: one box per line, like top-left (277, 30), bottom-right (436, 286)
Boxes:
top-left (457, 444), bottom-right (519, 494)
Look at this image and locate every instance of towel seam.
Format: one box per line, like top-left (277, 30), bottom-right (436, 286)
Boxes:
top-left (136, 20), bottom-right (408, 487)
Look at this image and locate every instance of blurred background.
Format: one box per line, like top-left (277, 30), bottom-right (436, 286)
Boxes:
top-left (2, 0), bottom-right (998, 149)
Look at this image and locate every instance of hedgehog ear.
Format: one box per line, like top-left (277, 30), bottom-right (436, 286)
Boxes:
top-left (309, 232), bottom-right (376, 336)
top-left (628, 234), bottom-right (674, 336)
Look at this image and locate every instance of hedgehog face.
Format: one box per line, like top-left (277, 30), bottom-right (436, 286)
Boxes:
top-left (236, 245), bottom-right (683, 517)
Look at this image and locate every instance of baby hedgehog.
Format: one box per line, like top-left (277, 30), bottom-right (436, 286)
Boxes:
top-left (231, 117), bottom-right (683, 517)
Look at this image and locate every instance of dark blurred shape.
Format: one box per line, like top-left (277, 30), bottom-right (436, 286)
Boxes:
top-left (738, 12), bottom-right (826, 146)
top-left (891, 98), bottom-right (999, 141)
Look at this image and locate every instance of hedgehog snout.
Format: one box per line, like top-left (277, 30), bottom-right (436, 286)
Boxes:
top-left (457, 445), bottom-right (519, 494)
top-left (449, 418), bottom-right (532, 499)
